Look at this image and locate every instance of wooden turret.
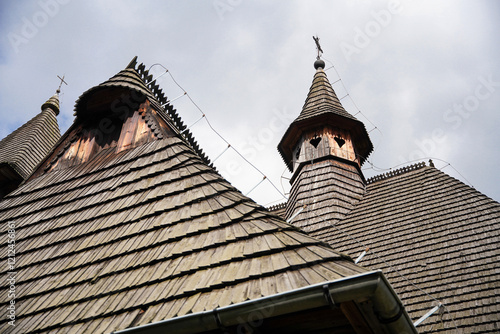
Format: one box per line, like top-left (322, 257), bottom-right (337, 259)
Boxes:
top-left (278, 58), bottom-right (373, 234)
top-left (0, 93), bottom-right (60, 198)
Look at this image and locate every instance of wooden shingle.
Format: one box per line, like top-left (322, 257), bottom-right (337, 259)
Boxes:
top-left (311, 164), bottom-right (500, 333)
top-left (0, 94), bottom-right (60, 198)
top-left (0, 60), bottom-right (377, 334)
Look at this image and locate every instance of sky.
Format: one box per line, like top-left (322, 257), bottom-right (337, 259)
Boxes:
top-left (0, 0), bottom-right (499, 206)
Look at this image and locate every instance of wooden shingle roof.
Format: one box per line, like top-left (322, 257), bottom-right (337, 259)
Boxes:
top-left (0, 95), bottom-right (60, 197)
top-left (294, 66), bottom-right (357, 123)
top-left (0, 134), bottom-right (372, 333)
top-left (0, 94), bottom-right (60, 180)
top-left (309, 162), bottom-right (500, 333)
top-left (278, 63), bottom-right (373, 170)
top-left (0, 59), bottom-right (419, 333)
top-left (271, 58), bottom-right (500, 333)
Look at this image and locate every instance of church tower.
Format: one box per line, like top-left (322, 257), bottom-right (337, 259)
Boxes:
top-left (278, 56), bottom-right (373, 236)
top-left (0, 93), bottom-right (60, 198)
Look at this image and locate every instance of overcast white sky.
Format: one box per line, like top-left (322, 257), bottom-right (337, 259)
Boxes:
top-left (1, 0), bottom-right (499, 205)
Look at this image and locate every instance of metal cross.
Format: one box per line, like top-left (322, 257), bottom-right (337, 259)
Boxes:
top-left (56, 75), bottom-right (68, 93)
top-left (313, 35), bottom-right (323, 59)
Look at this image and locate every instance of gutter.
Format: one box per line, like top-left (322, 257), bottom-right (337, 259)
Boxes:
top-left (113, 270), bottom-right (417, 334)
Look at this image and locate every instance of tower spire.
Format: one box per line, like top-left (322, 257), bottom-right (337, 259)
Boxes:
top-left (278, 48), bottom-right (373, 235)
top-left (41, 94), bottom-right (60, 116)
top-left (278, 55), bottom-right (373, 174)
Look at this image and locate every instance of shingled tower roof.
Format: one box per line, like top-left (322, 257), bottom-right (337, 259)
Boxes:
top-left (278, 60), bottom-right (373, 170)
top-left (0, 94), bottom-right (60, 197)
top-left (296, 60), bottom-right (358, 123)
top-left (74, 57), bottom-right (169, 121)
top-left (273, 51), bottom-right (500, 332)
top-left (0, 58), bottom-right (415, 334)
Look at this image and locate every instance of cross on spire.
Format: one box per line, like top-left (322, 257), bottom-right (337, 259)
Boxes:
top-left (313, 35), bottom-right (323, 59)
top-left (56, 75), bottom-right (68, 94)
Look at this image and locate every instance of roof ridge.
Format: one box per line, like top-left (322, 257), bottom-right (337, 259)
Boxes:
top-left (267, 202), bottom-right (286, 212)
top-left (131, 59), bottom-right (213, 167)
top-left (366, 161), bottom-right (427, 184)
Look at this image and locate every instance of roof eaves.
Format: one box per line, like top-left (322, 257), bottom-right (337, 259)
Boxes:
top-left (114, 270), bottom-right (417, 334)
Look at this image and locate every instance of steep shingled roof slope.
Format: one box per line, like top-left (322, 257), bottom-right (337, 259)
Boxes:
top-left (0, 59), bottom-right (379, 333)
top-left (311, 163), bottom-right (500, 333)
top-left (0, 133), bottom-right (368, 333)
top-left (0, 95), bottom-right (60, 179)
top-left (295, 66), bottom-right (357, 123)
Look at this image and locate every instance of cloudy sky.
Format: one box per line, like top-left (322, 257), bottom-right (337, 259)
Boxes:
top-left (1, 0), bottom-right (499, 206)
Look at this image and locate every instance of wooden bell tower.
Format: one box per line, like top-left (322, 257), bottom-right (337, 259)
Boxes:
top-left (278, 43), bottom-right (373, 236)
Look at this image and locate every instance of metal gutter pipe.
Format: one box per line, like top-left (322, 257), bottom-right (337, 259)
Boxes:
top-left (113, 270), bottom-right (417, 334)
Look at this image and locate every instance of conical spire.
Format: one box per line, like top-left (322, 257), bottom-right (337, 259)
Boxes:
top-left (278, 59), bottom-right (373, 171)
top-left (71, 57), bottom-right (210, 163)
top-left (279, 56), bottom-right (372, 239)
top-left (74, 63), bottom-right (159, 118)
top-left (295, 63), bottom-right (358, 124)
top-left (32, 57), bottom-right (213, 178)
top-left (0, 92), bottom-right (60, 197)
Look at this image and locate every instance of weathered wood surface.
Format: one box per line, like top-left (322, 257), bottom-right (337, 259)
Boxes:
top-left (278, 66), bottom-right (372, 171)
top-left (293, 126), bottom-right (359, 173)
top-left (312, 163), bottom-right (500, 333)
top-left (0, 131), bottom-right (367, 333)
top-left (37, 99), bottom-right (173, 178)
top-left (0, 97), bottom-right (60, 199)
top-left (286, 159), bottom-right (366, 236)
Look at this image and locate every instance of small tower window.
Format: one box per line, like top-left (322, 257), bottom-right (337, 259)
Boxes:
top-left (310, 136), bottom-right (322, 148)
top-left (334, 136), bottom-right (345, 148)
